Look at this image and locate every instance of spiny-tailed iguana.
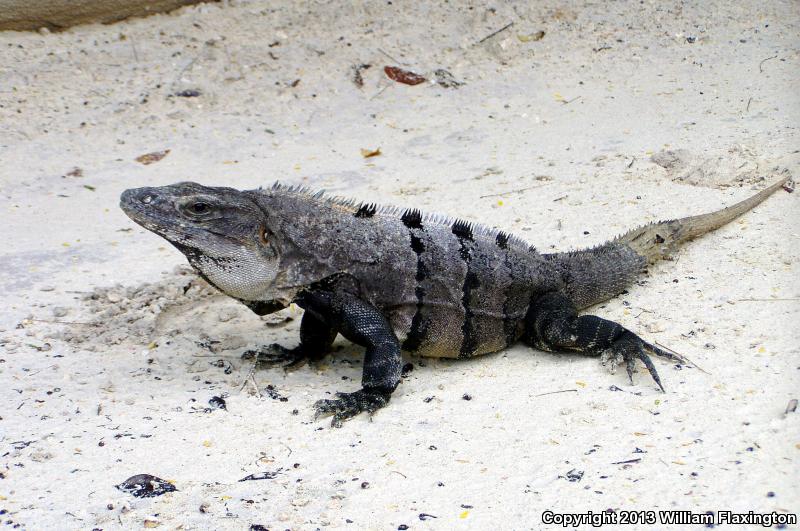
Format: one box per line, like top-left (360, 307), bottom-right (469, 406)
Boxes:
top-left (120, 177), bottom-right (789, 426)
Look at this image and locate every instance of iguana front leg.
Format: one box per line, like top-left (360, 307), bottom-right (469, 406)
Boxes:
top-left (242, 311), bottom-right (337, 370)
top-left (295, 289), bottom-right (402, 427)
top-left (524, 292), bottom-right (683, 391)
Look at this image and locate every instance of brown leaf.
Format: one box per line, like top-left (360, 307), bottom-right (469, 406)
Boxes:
top-left (135, 150), bottom-right (171, 165)
top-left (384, 66), bottom-right (426, 86)
top-left (360, 147), bottom-right (382, 158)
top-left (518, 30), bottom-right (545, 42)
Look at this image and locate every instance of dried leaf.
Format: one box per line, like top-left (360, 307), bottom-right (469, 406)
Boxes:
top-left (384, 66), bottom-right (426, 85)
top-left (518, 30), bottom-right (545, 42)
top-left (135, 150), bottom-right (170, 165)
top-left (360, 147), bottom-right (382, 158)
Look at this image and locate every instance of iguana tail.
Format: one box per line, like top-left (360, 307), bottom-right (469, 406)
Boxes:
top-left (544, 177), bottom-right (789, 310)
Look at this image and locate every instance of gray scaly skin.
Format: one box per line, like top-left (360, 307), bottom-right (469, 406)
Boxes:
top-left (120, 176), bottom-right (789, 426)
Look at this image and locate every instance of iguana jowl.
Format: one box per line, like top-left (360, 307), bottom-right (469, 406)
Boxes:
top-left (120, 177), bottom-right (788, 426)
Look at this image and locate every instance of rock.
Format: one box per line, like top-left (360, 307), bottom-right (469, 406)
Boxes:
top-left (116, 474), bottom-right (177, 498)
top-left (218, 307), bottom-right (239, 322)
top-left (651, 149), bottom-right (691, 171)
top-left (106, 292), bottom-right (122, 303)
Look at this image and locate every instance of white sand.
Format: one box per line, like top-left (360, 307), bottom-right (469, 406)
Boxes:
top-left (1, 1), bottom-right (798, 529)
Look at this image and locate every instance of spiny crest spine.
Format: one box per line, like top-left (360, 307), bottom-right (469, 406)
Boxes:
top-left (495, 231), bottom-right (509, 249)
top-left (401, 208), bottom-right (423, 228)
top-left (354, 203), bottom-right (377, 218)
top-left (451, 219), bottom-right (474, 240)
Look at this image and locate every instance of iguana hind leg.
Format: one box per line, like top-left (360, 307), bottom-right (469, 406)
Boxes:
top-left (295, 289), bottom-right (402, 427)
top-left (523, 292), bottom-right (672, 391)
top-left (242, 311), bottom-right (337, 370)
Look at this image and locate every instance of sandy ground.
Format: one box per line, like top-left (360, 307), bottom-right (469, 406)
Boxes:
top-left (1, 1), bottom-right (799, 529)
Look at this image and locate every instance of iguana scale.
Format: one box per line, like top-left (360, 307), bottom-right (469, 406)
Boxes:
top-left (120, 177), bottom-right (788, 426)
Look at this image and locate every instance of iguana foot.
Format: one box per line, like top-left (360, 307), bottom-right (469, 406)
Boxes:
top-left (242, 344), bottom-right (309, 371)
top-left (524, 293), bottom-right (682, 392)
top-left (313, 388), bottom-right (392, 428)
top-left (599, 333), bottom-right (665, 392)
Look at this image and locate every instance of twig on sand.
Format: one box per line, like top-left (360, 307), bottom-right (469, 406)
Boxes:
top-left (130, 38), bottom-right (139, 62)
top-left (654, 342), bottom-right (710, 374)
top-left (759, 55), bottom-right (777, 73)
top-left (378, 48), bottom-right (402, 65)
top-left (250, 373), bottom-right (262, 398)
top-left (534, 389), bottom-right (578, 397)
top-left (28, 318), bottom-right (98, 326)
top-left (476, 21), bottom-right (514, 45)
top-left (612, 458), bottom-right (642, 465)
top-left (239, 361), bottom-right (261, 398)
top-left (480, 183), bottom-right (547, 198)
top-left (736, 297), bottom-right (799, 302)
top-left (370, 85), bottom-right (390, 100)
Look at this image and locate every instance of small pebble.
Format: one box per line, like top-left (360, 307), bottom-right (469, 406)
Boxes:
top-left (53, 307), bottom-right (69, 318)
top-left (218, 307), bottom-right (239, 322)
top-left (208, 396), bottom-right (227, 410)
top-left (106, 292), bottom-right (122, 303)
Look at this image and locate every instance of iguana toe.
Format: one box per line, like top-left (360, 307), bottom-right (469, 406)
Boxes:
top-left (313, 388), bottom-right (392, 428)
top-left (242, 344), bottom-right (308, 371)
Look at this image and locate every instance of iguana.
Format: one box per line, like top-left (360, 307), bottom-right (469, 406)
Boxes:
top-left (120, 177), bottom-right (789, 426)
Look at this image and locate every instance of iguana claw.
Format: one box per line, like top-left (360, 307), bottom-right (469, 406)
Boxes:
top-left (242, 344), bottom-right (309, 371)
top-left (313, 388), bottom-right (391, 428)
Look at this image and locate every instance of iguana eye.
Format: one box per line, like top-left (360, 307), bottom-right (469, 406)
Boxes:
top-left (190, 202), bottom-right (210, 214)
top-left (259, 225), bottom-right (269, 244)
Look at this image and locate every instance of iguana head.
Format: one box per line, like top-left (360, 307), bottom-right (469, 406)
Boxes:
top-left (120, 182), bottom-right (283, 302)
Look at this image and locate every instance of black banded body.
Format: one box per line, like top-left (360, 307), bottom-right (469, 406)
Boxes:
top-left (249, 186), bottom-right (563, 359)
top-left (379, 213), bottom-right (556, 358)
